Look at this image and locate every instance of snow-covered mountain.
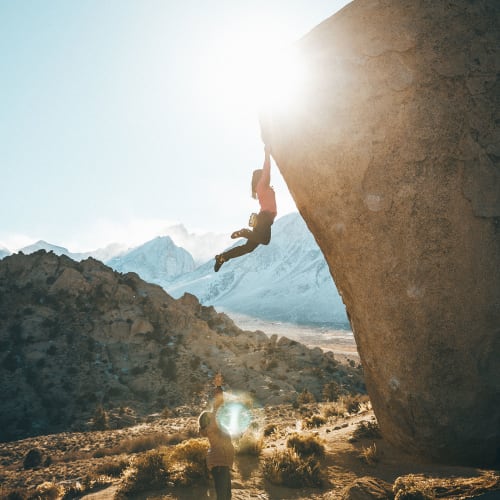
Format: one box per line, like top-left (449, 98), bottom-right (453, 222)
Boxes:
top-left (8, 214), bottom-right (349, 327)
top-left (162, 224), bottom-right (231, 265)
top-left (165, 213), bottom-right (349, 328)
top-left (17, 240), bottom-right (128, 262)
top-left (106, 236), bottom-right (195, 283)
top-left (20, 240), bottom-right (78, 258)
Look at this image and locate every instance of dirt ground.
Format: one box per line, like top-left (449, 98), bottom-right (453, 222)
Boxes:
top-left (1, 402), bottom-right (498, 500)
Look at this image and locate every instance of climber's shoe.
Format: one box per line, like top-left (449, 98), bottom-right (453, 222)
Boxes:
top-left (214, 254), bottom-right (226, 272)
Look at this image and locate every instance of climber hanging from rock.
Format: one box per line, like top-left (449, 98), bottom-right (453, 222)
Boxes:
top-left (214, 144), bottom-right (277, 272)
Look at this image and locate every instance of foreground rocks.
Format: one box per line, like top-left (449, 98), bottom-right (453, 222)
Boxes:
top-left (264, 0), bottom-right (500, 465)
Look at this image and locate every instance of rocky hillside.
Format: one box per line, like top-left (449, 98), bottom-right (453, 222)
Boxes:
top-left (0, 251), bottom-right (364, 442)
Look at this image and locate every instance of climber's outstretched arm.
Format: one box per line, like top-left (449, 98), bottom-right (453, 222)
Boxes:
top-left (261, 146), bottom-right (271, 187)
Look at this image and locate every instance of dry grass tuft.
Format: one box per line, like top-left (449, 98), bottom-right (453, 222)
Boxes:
top-left (235, 432), bottom-right (263, 456)
top-left (166, 438), bottom-right (210, 486)
top-left (304, 414), bottom-right (327, 429)
top-left (352, 419), bottom-right (381, 440)
top-left (34, 482), bottom-right (65, 500)
top-left (263, 423), bottom-right (277, 436)
top-left (262, 449), bottom-right (323, 488)
top-left (116, 438), bottom-right (209, 496)
top-left (359, 443), bottom-right (379, 466)
top-left (393, 474), bottom-right (435, 499)
top-left (94, 457), bottom-right (130, 477)
top-left (322, 401), bottom-right (346, 418)
top-left (92, 431), bottom-right (194, 459)
top-left (286, 433), bottom-right (325, 459)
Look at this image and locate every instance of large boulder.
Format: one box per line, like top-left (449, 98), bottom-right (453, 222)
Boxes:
top-left (263, 0), bottom-right (500, 465)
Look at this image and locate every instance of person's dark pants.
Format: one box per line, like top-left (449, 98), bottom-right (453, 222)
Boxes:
top-left (222, 211), bottom-right (273, 262)
top-left (211, 465), bottom-right (231, 500)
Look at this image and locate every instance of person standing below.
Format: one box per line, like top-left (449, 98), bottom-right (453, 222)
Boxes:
top-left (214, 145), bottom-right (277, 272)
top-left (198, 373), bottom-right (234, 500)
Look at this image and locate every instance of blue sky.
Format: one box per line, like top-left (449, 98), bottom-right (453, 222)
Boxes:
top-left (1, 1), bottom-right (350, 252)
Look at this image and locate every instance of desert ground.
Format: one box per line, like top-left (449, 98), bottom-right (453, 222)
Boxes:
top-left (1, 323), bottom-right (498, 499)
top-left (1, 387), bottom-right (498, 498)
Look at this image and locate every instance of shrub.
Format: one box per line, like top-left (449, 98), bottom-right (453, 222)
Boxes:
top-left (118, 449), bottom-right (170, 496)
top-left (165, 438), bottom-right (209, 486)
top-left (263, 423), bottom-right (277, 437)
top-left (344, 395), bottom-right (362, 414)
top-left (262, 449), bottom-right (323, 488)
top-left (117, 439), bottom-right (209, 496)
top-left (91, 406), bottom-right (109, 431)
top-left (322, 401), bottom-right (346, 418)
top-left (393, 475), bottom-right (435, 500)
top-left (23, 448), bottom-right (43, 469)
top-left (286, 433), bottom-right (325, 459)
top-left (33, 482), bottom-right (64, 500)
top-left (235, 432), bottom-right (263, 456)
top-left (304, 414), bottom-right (327, 429)
top-left (359, 443), bottom-right (379, 465)
top-left (94, 458), bottom-right (129, 477)
top-left (296, 389), bottom-right (316, 405)
top-left (322, 381), bottom-right (342, 402)
top-left (352, 420), bottom-right (381, 440)
top-left (0, 489), bottom-right (28, 500)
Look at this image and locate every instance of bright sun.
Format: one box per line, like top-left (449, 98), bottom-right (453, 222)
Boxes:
top-left (196, 17), bottom-right (308, 120)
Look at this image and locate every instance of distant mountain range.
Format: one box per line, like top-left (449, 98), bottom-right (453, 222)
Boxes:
top-left (165, 214), bottom-right (349, 327)
top-left (107, 236), bottom-right (196, 283)
top-left (2, 213), bottom-right (349, 328)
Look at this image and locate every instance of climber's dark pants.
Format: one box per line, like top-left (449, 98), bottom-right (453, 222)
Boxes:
top-left (222, 211), bottom-right (274, 262)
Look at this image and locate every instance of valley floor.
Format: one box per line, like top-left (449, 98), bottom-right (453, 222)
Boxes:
top-left (1, 403), bottom-right (498, 500)
top-left (225, 313), bottom-right (359, 362)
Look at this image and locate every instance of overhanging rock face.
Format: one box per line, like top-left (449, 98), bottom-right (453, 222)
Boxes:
top-left (263, 0), bottom-right (500, 465)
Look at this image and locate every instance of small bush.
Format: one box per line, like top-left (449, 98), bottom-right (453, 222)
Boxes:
top-left (116, 438), bottom-right (209, 496)
top-left (264, 423), bottom-right (277, 436)
top-left (34, 482), bottom-right (64, 500)
top-left (0, 489), bottom-right (28, 500)
top-left (94, 458), bottom-right (129, 477)
top-left (262, 449), bottom-right (323, 488)
top-left (353, 420), bottom-right (381, 440)
top-left (359, 443), bottom-right (379, 465)
top-left (23, 448), bottom-right (43, 469)
top-left (287, 433), bottom-right (325, 459)
top-left (235, 432), bottom-right (263, 456)
top-left (322, 381), bottom-right (342, 402)
top-left (118, 449), bottom-right (170, 496)
top-left (296, 389), bottom-right (316, 405)
top-left (165, 438), bottom-right (209, 486)
top-left (304, 414), bottom-right (327, 429)
top-left (322, 401), bottom-right (346, 418)
top-left (393, 475), bottom-right (435, 500)
top-left (91, 406), bottom-right (109, 431)
top-left (344, 395), bottom-right (362, 414)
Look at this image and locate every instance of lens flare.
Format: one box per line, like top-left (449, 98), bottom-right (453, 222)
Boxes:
top-left (216, 401), bottom-right (253, 437)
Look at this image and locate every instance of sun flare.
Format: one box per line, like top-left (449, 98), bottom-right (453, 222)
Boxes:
top-left (196, 18), bottom-right (308, 120)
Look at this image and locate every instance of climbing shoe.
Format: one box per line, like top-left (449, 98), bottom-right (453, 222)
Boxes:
top-left (214, 254), bottom-right (225, 272)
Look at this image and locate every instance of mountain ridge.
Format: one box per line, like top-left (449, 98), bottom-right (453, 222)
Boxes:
top-left (2, 214), bottom-right (350, 327)
top-left (0, 250), bottom-right (363, 442)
